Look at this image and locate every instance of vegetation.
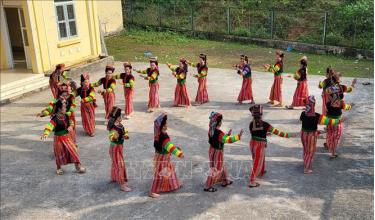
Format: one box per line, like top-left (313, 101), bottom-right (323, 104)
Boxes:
top-left (123, 0), bottom-right (374, 49)
top-left (106, 29), bottom-right (373, 78)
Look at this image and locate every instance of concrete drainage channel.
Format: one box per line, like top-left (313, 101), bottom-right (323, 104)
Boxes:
top-left (0, 56), bottom-right (114, 106)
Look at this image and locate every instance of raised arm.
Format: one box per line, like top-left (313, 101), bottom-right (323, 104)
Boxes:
top-left (136, 69), bottom-right (148, 74)
top-left (39, 99), bottom-right (57, 117)
top-left (162, 138), bottom-right (183, 157)
top-left (167, 63), bottom-right (177, 72)
top-left (42, 119), bottom-right (56, 137)
top-left (218, 131), bottom-right (241, 144)
top-left (318, 114), bottom-right (341, 126)
top-left (187, 62), bottom-right (197, 67)
top-left (82, 89), bottom-right (96, 103)
top-left (92, 79), bottom-right (102, 88)
top-left (268, 63), bottom-right (281, 74)
top-left (61, 70), bottom-right (69, 80)
top-left (267, 126), bottom-right (291, 138)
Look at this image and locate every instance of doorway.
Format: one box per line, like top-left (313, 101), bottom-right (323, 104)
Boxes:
top-left (4, 7), bottom-right (31, 69)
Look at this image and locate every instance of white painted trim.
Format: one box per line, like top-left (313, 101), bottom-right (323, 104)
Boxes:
top-left (1, 4), bottom-right (14, 69)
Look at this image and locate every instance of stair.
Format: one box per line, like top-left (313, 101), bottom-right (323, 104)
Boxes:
top-left (0, 74), bottom-right (49, 104)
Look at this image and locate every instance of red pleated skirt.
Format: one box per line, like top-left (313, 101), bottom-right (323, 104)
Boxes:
top-left (301, 131), bottom-right (318, 171)
top-left (195, 77), bottom-right (209, 104)
top-left (292, 80), bottom-right (309, 107)
top-left (124, 88), bottom-right (134, 115)
top-left (326, 121), bottom-right (343, 152)
top-left (80, 102), bottom-right (96, 136)
top-left (322, 92), bottom-right (328, 115)
top-left (174, 83), bottom-right (191, 106)
top-left (269, 75), bottom-right (283, 103)
top-left (249, 140), bottom-right (266, 183)
top-left (53, 134), bottom-right (80, 167)
top-left (204, 146), bottom-right (229, 188)
top-left (148, 83), bottom-right (160, 109)
top-left (109, 144), bottom-right (128, 185)
top-left (237, 77), bottom-right (254, 102)
top-left (103, 92), bottom-right (115, 119)
top-left (150, 153), bottom-right (181, 193)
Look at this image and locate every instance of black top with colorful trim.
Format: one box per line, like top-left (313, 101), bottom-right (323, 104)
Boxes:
top-left (98, 77), bottom-right (116, 90)
top-left (208, 128), bottom-right (240, 150)
top-left (154, 132), bottom-right (183, 157)
top-left (175, 67), bottom-right (187, 84)
top-left (239, 64), bottom-right (252, 78)
top-left (43, 114), bottom-right (71, 136)
top-left (109, 124), bottom-right (127, 145)
top-left (147, 68), bottom-right (159, 84)
top-left (300, 112), bottom-right (341, 131)
top-left (249, 121), bottom-right (271, 140)
top-left (297, 67), bottom-right (307, 81)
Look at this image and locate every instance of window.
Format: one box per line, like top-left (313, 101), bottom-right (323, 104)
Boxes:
top-left (54, 0), bottom-right (77, 39)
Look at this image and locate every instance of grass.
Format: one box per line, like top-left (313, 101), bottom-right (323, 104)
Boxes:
top-left (105, 29), bottom-right (373, 78)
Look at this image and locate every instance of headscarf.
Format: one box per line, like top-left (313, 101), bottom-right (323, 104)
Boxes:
top-left (150, 57), bottom-right (158, 66)
top-left (249, 105), bottom-right (264, 130)
top-left (305, 95), bottom-right (316, 116)
top-left (107, 106), bottom-right (121, 130)
top-left (80, 72), bottom-right (89, 84)
top-left (300, 56), bottom-right (307, 67)
top-left (326, 84), bottom-right (342, 107)
top-left (57, 83), bottom-right (69, 97)
top-left (123, 62), bottom-right (132, 69)
top-left (180, 58), bottom-right (188, 73)
top-left (209, 111), bottom-right (222, 137)
top-left (240, 54), bottom-right (249, 63)
top-left (105, 65), bottom-right (115, 73)
top-left (55, 63), bottom-right (65, 71)
top-left (154, 113), bottom-right (167, 141)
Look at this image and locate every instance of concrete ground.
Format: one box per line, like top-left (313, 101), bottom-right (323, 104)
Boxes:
top-left (1, 62), bottom-right (373, 220)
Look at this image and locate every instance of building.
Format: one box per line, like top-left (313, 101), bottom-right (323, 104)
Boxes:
top-left (0, 0), bottom-right (123, 102)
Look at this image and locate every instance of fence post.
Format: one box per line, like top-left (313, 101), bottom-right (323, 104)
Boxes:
top-left (191, 6), bottom-right (194, 31)
top-left (158, 1), bottom-right (162, 27)
top-left (322, 12), bottom-right (327, 45)
top-left (270, 10), bottom-right (274, 39)
top-left (227, 7), bottom-right (230, 34)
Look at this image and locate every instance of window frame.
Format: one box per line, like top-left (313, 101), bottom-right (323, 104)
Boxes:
top-left (54, 0), bottom-right (78, 40)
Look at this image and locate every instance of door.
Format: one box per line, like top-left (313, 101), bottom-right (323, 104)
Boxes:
top-left (17, 8), bottom-right (31, 69)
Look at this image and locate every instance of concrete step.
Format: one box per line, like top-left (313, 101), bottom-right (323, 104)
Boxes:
top-left (1, 74), bottom-right (46, 91)
top-left (1, 75), bottom-right (49, 102)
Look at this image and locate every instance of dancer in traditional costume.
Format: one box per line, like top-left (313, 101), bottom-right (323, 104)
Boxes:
top-left (93, 65), bottom-right (117, 122)
top-left (299, 96), bottom-right (341, 173)
top-left (41, 100), bottom-right (86, 175)
top-left (286, 56), bottom-right (309, 109)
top-left (135, 57), bottom-right (160, 112)
top-left (150, 113), bottom-right (184, 198)
top-left (318, 67), bottom-right (335, 115)
top-left (188, 54), bottom-right (209, 105)
top-left (235, 55), bottom-right (254, 104)
top-left (324, 83), bottom-right (353, 159)
top-left (107, 106), bottom-right (132, 192)
top-left (263, 50), bottom-right (284, 107)
top-left (37, 83), bottom-right (77, 143)
top-left (248, 105), bottom-right (294, 188)
top-left (167, 58), bottom-right (191, 107)
top-left (49, 64), bottom-right (69, 98)
top-left (204, 112), bottom-right (243, 192)
top-left (113, 62), bottom-right (135, 119)
top-left (74, 73), bottom-right (97, 137)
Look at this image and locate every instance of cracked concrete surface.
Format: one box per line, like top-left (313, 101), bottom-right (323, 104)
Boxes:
top-left (1, 62), bottom-right (373, 220)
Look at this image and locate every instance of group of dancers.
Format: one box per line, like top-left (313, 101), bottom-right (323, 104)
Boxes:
top-left (39, 50), bottom-right (356, 197)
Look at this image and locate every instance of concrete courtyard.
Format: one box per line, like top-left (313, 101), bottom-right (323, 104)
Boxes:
top-left (1, 62), bottom-right (373, 219)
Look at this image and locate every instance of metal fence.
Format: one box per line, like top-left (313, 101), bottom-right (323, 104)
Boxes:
top-left (122, 0), bottom-right (373, 49)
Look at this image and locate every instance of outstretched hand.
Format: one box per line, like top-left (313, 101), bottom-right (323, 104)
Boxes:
top-left (227, 129), bottom-right (232, 135)
top-left (239, 129), bottom-right (244, 138)
top-left (40, 134), bottom-right (47, 141)
top-left (36, 113), bottom-right (42, 118)
top-left (351, 78), bottom-right (357, 87)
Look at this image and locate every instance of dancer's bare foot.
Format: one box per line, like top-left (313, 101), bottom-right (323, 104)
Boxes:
top-left (149, 193), bottom-right (160, 198)
top-left (267, 101), bottom-right (274, 105)
top-left (248, 182), bottom-right (260, 188)
top-left (56, 169), bottom-right (64, 175)
top-left (273, 103), bottom-right (283, 107)
top-left (304, 170), bottom-right (313, 174)
top-left (75, 164), bottom-right (86, 174)
top-left (120, 184), bottom-right (132, 192)
top-left (285, 105), bottom-right (294, 109)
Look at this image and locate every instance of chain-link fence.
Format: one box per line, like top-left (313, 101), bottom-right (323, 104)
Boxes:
top-left (122, 0), bottom-right (373, 50)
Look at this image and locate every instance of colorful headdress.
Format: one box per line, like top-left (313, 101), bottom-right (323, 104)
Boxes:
top-left (326, 84), bottom-right (342, 107)
top-left (199, 53), bottom-right (207, 61)
top-left (305, 95), bottom-right (316, 116)
top-left (276, 50), bottom-right (284, 58)
top-left (240, 54), bottom-right (249, 63)
top-left (300, 56), bottom-right (307, 67)
top-left (57, 83), bottom-right (69, 95)
top-left (209, 111), bottom-right (222, 137)
top-left (55, 63), bottom-right (65, 71)
top-left (180, 58), bottom-right (187, 63)
top-left (154, 113), bottom-right (167, 141)
top-left (149, 57), bottom-right (158, 65)
top-left (80, 72), bottom-right (90, 83)
top-left (249, 104), bottom-right (263, 117)
top-left (105, 65), bottom-right (115, 73)
top-left (123, 62), bottom-right (132, 69)
top-left (107, 106), bottom-right (122, 130)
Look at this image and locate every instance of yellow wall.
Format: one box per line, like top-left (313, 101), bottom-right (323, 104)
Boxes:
top-left (1, 0), bottom-right (102, 73)
top-left (97, 0), bottom-right (123, 36)
top-left (0, 32), bottom-right (8, 69)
